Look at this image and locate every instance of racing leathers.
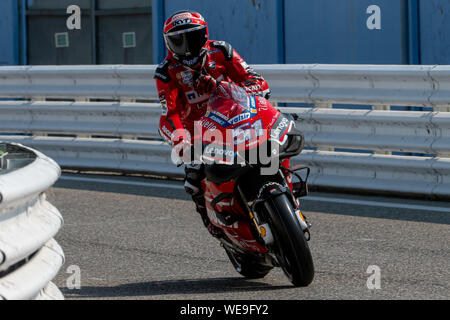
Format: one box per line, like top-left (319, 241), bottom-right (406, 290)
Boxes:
top-left (154, 40), bottom-right (270, 237)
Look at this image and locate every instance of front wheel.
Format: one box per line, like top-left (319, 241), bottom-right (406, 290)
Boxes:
top-left (264, 193), bottom-right (314, 286)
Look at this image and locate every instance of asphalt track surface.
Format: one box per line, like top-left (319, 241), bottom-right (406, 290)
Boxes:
top-left (49, 173), bottom-right (449, 300)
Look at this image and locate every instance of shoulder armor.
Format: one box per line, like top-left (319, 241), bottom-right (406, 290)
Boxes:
top-left (211, 41), bottom-right (233, 61)
top-left (154, 59), bottom-right (171, 83)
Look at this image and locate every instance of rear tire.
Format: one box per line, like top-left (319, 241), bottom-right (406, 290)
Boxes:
top-left (224, 247), bottom-right (273, 279)
top-left (264, 193), bottom-right (314, 286)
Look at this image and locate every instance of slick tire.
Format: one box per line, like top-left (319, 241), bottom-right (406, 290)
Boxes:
top-left (264, 193), bottom-right (314, 287)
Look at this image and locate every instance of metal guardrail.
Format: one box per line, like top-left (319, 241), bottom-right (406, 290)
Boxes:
top-left (1, 100), bottom-right (449, 155)
top-left (0, 142), bottom-right (64, 300)
top-left (257, 64), bottom-right (450, 108)
top-left (0, 64), bottom-right (449, 107)
top-left (279, 107), bottom-right (450, 155)
top-left (0, 136), bottom-right (182, 178)
top-left (0, 65), bottom-right (157, 100)
top-left (0, 101), bottom-right (160, 138)
top-left (0, 64), bottom-right (449, 198)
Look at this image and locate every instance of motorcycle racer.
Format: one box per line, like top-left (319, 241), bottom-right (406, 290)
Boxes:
top-left (154, 10), bottom-right (271, 237)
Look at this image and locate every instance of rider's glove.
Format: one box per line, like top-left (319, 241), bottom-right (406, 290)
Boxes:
top-left (194, 74), bottom-right (218, 96)
top-left (170, 129), bottom-right (192, 167)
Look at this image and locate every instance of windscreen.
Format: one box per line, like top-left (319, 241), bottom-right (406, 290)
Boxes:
top-left (207, 83), bottom-right (252, 121)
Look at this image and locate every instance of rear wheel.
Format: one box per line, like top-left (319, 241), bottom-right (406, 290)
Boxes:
top-left (224, 247), bottom-right (273, 279)
top-left (264, 193), bottom-right (314, 286)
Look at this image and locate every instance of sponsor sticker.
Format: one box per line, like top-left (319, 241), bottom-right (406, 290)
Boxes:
top-left (249, 96), bottom-right (257, 114)
top-left (232, 119), bottom-right (264, 145)
top-left (185, 90), bottom-right (208, 104)
top-left (177, 71), bottom-right (193, 86)
top-left (203, 144), bottom-right (236, 164)
top-left (206, 112), bottom-right (228, 127)
top-left (160, 100), bottom-right (168, 115)
top-left (270, 116), bottom-right (290, 142)
top-left (208, 61), bottom-right (216, 69)
top-left (229, 112), bottom-right (251, 126)
top-left (169, 63), bottom-right (182, 69)
top-left (161, 125), bottom-right (172, 139)
top-left (201, 119), bottom-right (217, 131)
top-left (172, 13), bottom-right (191, 20)
top-left (173, 18), bottom-right (192, 26)
top-left (159, 94), bottom-right (168, 115)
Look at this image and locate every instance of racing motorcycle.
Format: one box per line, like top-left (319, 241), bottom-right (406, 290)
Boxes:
top-left (185, 82), bottom-right (314, 287)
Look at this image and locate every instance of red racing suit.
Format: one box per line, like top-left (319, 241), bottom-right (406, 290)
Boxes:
top-left (154, 40), bottom-right (270, 146)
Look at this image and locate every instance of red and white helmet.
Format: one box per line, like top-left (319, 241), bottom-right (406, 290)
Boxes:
top-left (163, 11), bottom-right (209, 66)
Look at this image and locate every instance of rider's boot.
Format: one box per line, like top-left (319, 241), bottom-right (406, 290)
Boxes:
top-left (190, 193), bottom-right (224, 238)
top-left (184, 164), bottom-right (224, 238)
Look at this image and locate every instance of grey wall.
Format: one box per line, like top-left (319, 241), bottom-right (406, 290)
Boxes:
top-left (26, 0), bottom-right (152, 65)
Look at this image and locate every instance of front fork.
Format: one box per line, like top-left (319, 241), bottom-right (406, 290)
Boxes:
top-left (279, 159), bottom-right (311, 237)
top-left (253, 161), bottom-right (311, 244)
top-left (235, 172), bottom-right (311, 251)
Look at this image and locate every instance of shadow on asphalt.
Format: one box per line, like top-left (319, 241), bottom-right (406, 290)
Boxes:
top-left (60, 277), bottom-right (292, 299)
top-left (299, 200), bottom-right (450, 225)
top-left (54, 178), bottom-right (190, 201)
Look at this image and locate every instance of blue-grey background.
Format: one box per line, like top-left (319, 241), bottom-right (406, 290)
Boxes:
top-left (0, 0), bottom-right (449, 66)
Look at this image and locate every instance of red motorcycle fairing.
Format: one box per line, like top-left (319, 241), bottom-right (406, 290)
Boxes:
top-left (193, 89), bottom-right (290, 163)
top-left (194, 83), bottom-right (295, 254)
top-left (201, 158), bottom-right (293, 254)
top-left (202, 178), bottom-right (269, 253)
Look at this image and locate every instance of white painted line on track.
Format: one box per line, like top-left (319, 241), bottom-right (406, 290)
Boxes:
top-left (59, 174), bottom-right (450, 213)
top-left (302, 196), bottom-right (450, 213)
top-left (59, 175), bottom-right (185, 190)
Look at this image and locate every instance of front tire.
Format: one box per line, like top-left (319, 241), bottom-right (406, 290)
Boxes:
top-left (264, 193), bottom-right (314, 286)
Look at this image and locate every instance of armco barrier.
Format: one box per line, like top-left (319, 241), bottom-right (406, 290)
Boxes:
top-left (0, 136), bottom-right (183, 178)
top-left (0, 65), bottom-right (157, 100)
top-left (0, 64), bottom-right (449, 107)
top-left (0, 142), bottom-right (64, 300)
top-left (279, 107), bottom-right (450, 155)
top-left (0, 64), bottom-right (449, 198)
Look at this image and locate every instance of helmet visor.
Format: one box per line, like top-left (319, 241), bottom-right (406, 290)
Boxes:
top-left (165, 26), bottom-right (207, 58)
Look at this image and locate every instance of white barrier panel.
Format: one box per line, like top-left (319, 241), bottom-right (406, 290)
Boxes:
top-left (0, 101), bottom-right (161, 138)
top-left (1, 102), bottom-right (450, 155)
top-left (256, 64), bottom-right (447, 106)
top-left (0, 240), bottom-right (64, 300)
top-left (0, 65), bottom-right (157, 100)
top-left (0, 136), bottom-right (183, 178)
top-left (294, 151), bottom-right (450, 198)
top-left (1, 64), bottom-right (450, 108)
top-left (279, 107), bottom-right (450, 155)
top-left (2, 135), bottom-right (450, 198)
top-left (0, 142), bottom-right (64, 300)
top-left (0, 64), bottom-right (449, 198)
